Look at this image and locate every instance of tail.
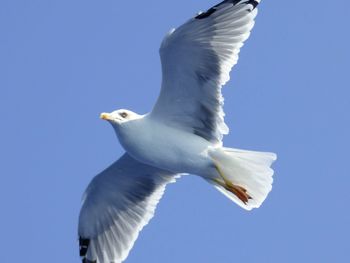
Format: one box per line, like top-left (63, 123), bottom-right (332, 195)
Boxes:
top-left (206, 147), bottom-right (277, 211)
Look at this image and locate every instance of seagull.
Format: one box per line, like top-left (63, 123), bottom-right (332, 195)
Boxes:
top-left (78, 1), bottom-right (276, 262)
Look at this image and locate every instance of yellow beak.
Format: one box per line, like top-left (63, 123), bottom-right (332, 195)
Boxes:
top-left (100, 112), bottom-right (112, 120)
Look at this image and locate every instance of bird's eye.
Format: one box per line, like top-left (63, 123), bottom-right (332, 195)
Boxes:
top-left (120, 112), bottom-right (128, 118)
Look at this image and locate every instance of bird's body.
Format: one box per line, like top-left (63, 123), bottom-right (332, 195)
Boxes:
top-left (114, 114), bottom-right (213, 176)
top-left (78, 1), bottom-right (277, 262)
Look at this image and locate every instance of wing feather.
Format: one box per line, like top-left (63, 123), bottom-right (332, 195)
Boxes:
top-left (151, 0), bottom-right (261, 143)
top-left (78, 154), bottom-right (177, 263)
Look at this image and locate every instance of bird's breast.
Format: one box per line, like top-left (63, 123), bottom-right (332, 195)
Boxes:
top-left (116, 118), bottom-right (212, 174)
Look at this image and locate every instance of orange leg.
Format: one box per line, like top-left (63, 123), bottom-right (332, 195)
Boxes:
top-left (212, 163), bottom-right (252, 205)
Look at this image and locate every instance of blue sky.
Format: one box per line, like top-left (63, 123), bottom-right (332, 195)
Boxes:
top-left (1, 0), bottom-right (349, 262)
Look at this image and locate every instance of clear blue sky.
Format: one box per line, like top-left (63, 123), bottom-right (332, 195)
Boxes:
top-left (1, 1), bottom-right (349, 262)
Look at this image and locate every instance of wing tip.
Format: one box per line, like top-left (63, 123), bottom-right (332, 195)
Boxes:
top-left (247, 0), bottom-right (260, 10)
top-left (195, 0), bottom-right (260, 20)
top-left (79, 237), bottom-right (90, 257)
top-left (79, 237), bottom-right (96, 263)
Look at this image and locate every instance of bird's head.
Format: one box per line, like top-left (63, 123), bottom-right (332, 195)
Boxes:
top-left (100, 109), bottom-right (141, 126)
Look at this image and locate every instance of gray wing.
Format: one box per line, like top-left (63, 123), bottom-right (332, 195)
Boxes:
top-left (151, 0), bottom-right (261, 144)
top-left (78, 154), bottom-right (177, 263)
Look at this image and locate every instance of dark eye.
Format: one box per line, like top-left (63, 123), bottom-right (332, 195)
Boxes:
top-left (120, 112), bottom-right (128, 118)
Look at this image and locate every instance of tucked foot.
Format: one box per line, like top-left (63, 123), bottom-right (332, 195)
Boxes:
top-left (212, 162), bottom-right (252, 205)
top-left (223, 183), bottom-right (252, 204)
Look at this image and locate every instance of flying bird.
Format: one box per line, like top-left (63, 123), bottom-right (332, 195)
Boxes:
top-left (78, 0), bottom-right (276, 262)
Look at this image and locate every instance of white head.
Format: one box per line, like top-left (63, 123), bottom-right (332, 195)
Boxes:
top-left (100, 109), bottom-right (141, 126)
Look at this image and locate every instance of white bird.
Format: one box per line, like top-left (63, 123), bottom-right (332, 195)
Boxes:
top-left (78, 0), bottom-right (276, 262)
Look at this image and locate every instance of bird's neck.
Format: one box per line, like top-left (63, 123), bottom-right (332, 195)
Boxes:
top-left (114, 117), bottom-right (147, 151)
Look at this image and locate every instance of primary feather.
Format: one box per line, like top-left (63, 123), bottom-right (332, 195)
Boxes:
top-left (78, 154), bottom-right (177, 263)
top-left (152, 0), bottom-right (260, 143)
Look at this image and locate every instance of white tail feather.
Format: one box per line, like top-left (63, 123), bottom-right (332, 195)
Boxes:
top-left (207, 147), bottom-right (277, 210)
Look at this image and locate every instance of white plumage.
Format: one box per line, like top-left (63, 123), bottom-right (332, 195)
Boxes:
top-left (78, 1), bottom-right (276, 262)
top-left (79, 154), bottom-right (177, 263)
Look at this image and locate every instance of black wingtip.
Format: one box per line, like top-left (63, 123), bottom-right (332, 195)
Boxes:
top-left (79, 237), bottom-right (90, 257)
top-left (195, 8), bottom-right (216, 19)
top-left (245, 0), bottom-right (259, 10)
top-left (79, 237), bottom-right (98, 263)
top-left (195, 0), bottom-right (259, 20)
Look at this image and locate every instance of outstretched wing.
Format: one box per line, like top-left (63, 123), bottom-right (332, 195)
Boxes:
top-left (151, 0), bottom-right (261, 144)
top-left (78, 154), bottom-right (177, 263)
